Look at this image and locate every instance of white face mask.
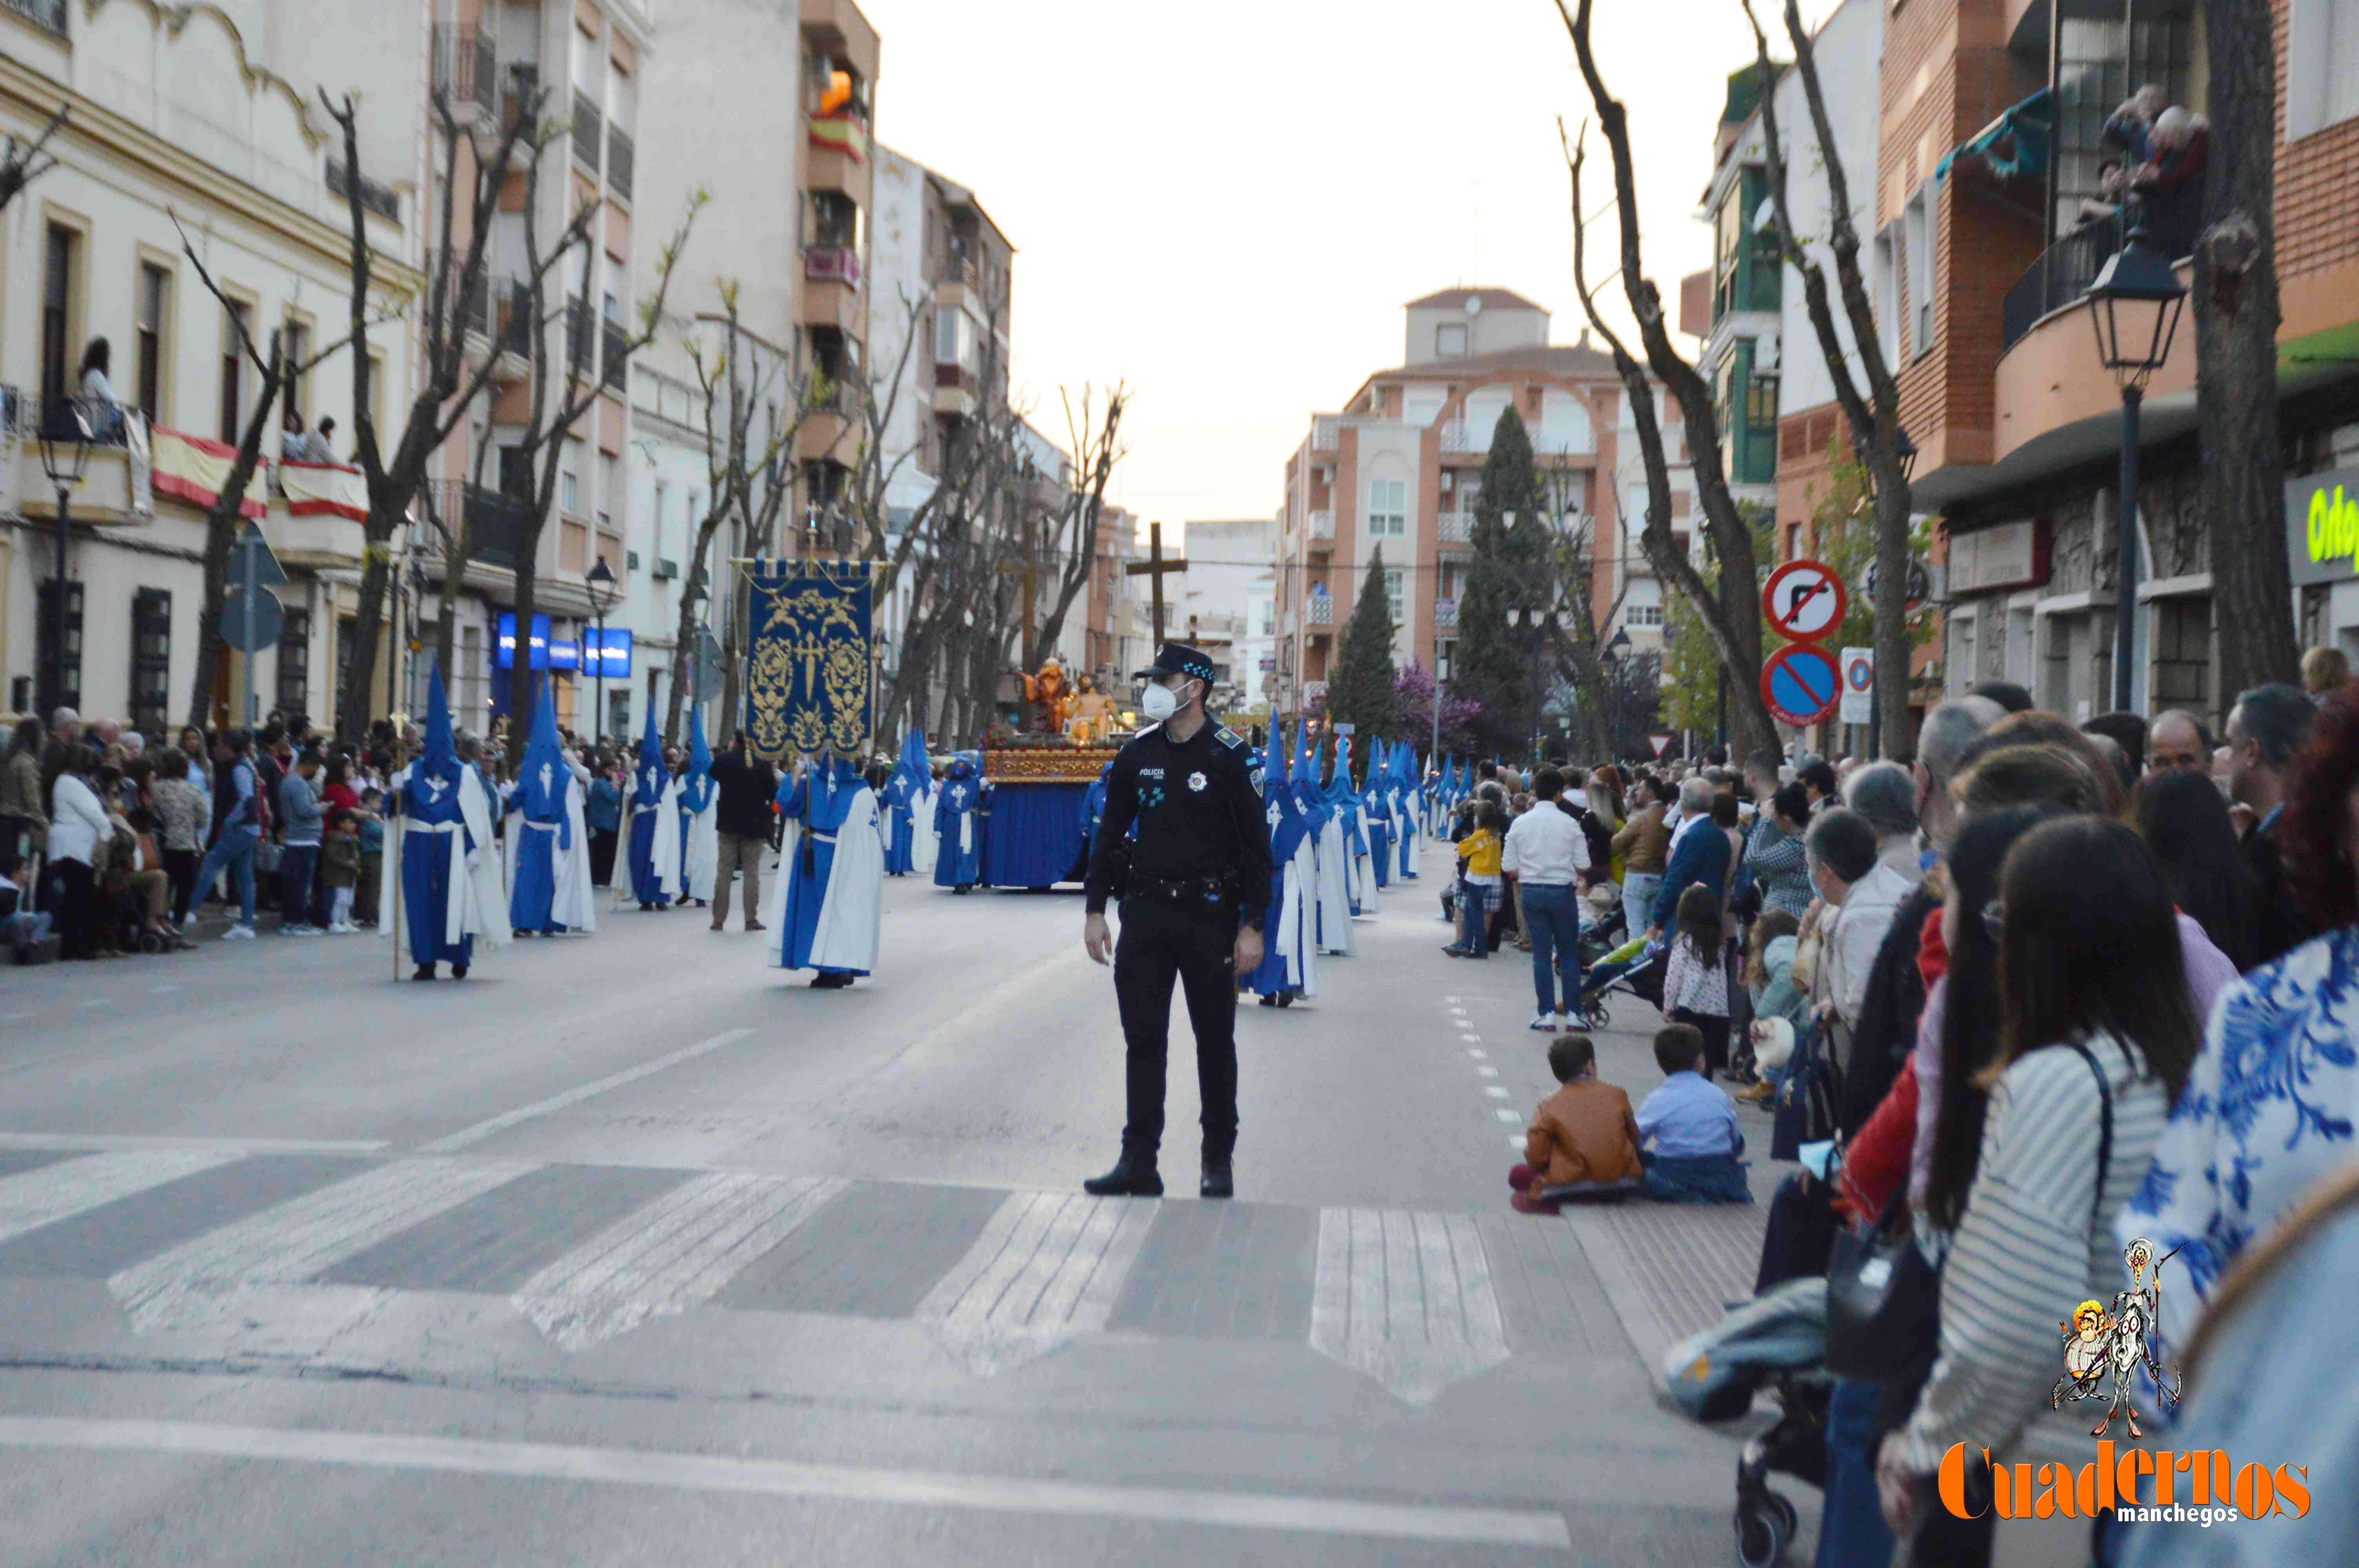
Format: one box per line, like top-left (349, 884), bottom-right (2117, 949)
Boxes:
top-left (1140, 679), bottom-right (1192, 722)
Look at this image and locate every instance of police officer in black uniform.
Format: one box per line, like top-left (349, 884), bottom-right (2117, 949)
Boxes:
top-left (1081, 642), bottom-right (1272, 1200)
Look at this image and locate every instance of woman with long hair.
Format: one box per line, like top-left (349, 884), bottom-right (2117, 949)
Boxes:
top-left (1878, 817), bottom-right (2198, 1556)
top-left (0, 713), bottom-right (46, 866)
top-left (2118, 684), bottom-right (2359, 1409)
top-left (2132, 766), bottom-right (2257, 971)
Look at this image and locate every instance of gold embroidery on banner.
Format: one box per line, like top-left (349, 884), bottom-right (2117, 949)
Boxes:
top-left (744, 564), bottom-right (876, 764)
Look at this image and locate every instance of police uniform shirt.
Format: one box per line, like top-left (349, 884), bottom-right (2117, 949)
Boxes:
top-left (1083, 720), bottom-right (1274, 929)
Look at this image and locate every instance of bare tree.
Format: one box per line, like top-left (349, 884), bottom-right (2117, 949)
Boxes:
top-left (1556, 0), bottom-right (1778, 761)
top-left (496, 169), bottom-right (701, 767)
top-left (1545, 468), bottom-right (1634, 761)
top-left (1016, 384), bottom-right (1127, 672)
top-left (0, 104), bottom-right (67, 212)
top-left (661, 287), bottom-right (821, 746)
top-left (169, 214), bottom-right (389, 728)
top-left (321, 82), bottom-right (597, 746)
top-left (2197, 0), bottom-right (2299, 695)
top-left (1742, 0), bottom-right (1917, 753)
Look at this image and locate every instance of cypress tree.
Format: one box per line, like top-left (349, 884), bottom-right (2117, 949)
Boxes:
top-left (1328, 544), bottom-right (1399, 746)
top-left (1452, 402), bottom-right (1550, 752)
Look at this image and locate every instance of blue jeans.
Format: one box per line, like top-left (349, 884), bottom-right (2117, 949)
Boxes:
top-left (1522, 882), bottom-right (1583, 1016)
top-left (280, 844), bottom-right (319, 928)
top-left (194, 827), bottom-right (259, 927)
top-left (1457, 881), bottom-right (1491, 956)
top-left (1621, 872), bottom-right (1661, 942)
top-left (1816, 1377), bottom-right (1895, 1568)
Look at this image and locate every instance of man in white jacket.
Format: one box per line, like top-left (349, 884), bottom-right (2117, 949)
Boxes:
top-left (1805, 806), bottom-right (1910, 1042)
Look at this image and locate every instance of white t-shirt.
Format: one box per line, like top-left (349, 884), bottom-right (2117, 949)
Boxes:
top-left (1501, 800), bottom-right (1592, 887)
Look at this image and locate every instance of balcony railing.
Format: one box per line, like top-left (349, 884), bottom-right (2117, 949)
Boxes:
top-left (1307, 593), bottom-right (1334, 626)
top-left (1435, 597), bottom-right (1459, 631)
top-left (431, 253), bottom-right (490, 339)
top-left (2, 0), bottom-right (66, 36)
top-left (1439, 419), bottom-right (1472, 454)
top-left (326, 160), bottom-right (400, 222)
top-left (491, 279), bottom-right (533, 357)
top-left (572, 91), bottom-right (603, 172)
top-left (805, 245), bottom-right (862, 287)
top-left (601, 322), bottom-right (630, 391)
top-left (2000, 200), bottom-right (2203, 354)
top-left (606, 126), bottom-right (634, 200)
top-left (22, 392), bottom-right (130, 447)
top-left (1307, 509), bottom-right (1334, 540)
top-left (421, 481), bottom-right (528, 570)
top-left (564, 299), bottom-right (591, 373)
top-left (431, 23), bottom-right (498, 117)
top-left (1311, 416), bottom-right (1339, 452)
top-left (1437, 510), bottom-right (1473, 544)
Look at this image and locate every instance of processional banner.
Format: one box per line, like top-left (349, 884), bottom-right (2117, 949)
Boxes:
top-left (743, 560), bottom-right (876, 763)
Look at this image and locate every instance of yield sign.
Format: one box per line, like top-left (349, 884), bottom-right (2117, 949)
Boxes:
top-left (1648, 733), bottom-right (1674, 758)
top-left (1762, 559), bottom-right (1847, 642)
top-left (1761, 642), bottom-right (1842, 728)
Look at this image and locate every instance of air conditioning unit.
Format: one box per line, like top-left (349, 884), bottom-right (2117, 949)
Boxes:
top-left (653, 558), bottom-right (679, 581)
top-left (625, 550), bottom-right (641, 571)
top-left (1439, 473), bottom-right (1454, 492)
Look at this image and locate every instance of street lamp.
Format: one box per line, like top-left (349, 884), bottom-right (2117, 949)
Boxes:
top-left (36, 396), bottom-right (95, 717)
top-left (1599, 626), bottom-right (1631, 760)
top-left (586, 554), bottom-right (618, 746)
top-left (1506, 601), bottom-right (1564, 765)
top-left (2084, 212), bottom-right (2188, 713)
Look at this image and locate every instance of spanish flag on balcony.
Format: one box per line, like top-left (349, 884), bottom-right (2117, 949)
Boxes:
top-left (151, 426), bottom-right (265, 519)
top-left (809, 108), bottom-right (867, 164)
top-left (281, 460), bottom-right (369, 523)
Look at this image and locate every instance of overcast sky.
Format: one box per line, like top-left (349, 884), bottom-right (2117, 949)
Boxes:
top-left (857, 0), bottom-right (1836, 551)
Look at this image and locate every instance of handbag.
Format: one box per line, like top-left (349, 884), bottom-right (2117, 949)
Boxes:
top-left (1770, 1018), bottom-right (1840, 1161)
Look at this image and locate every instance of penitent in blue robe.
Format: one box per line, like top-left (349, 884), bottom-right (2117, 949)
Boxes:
top-left (777, 763), bottom-right (871, 976)
top-left (1365, 793), bottom-right (1393, 890)
top-left (881, 770), bottom-right (918, 876)
top-left (396, 760), bottom-right (476, 966)
top-left (1243, 783), bottom-right (1310, 997)
top-left (627, 754), bottom-right (672, 908)
top-left (933, 762), bottom-right (982, 889)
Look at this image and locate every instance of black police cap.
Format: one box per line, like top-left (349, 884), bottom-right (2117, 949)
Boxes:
top-left (1134, 642), bottom-right (1216, 684)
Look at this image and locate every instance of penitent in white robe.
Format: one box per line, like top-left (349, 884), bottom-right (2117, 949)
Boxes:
top-left (682, 792), bottom-right (719, 902)
top-left (1314, 814), bottom-right (1355, 956)
top-left (618, 767), bottom-right (684, 907)
top-left (766, 781), bottom-right (885, 973)
top-left (1272, 832), bottom-right (1320, 996)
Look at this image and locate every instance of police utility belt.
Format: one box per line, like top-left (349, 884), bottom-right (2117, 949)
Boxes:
top-left (1123, 872), bottom-right (1240, 912)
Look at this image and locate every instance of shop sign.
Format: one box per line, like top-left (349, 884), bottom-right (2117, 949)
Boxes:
top-left (2289, 465), bottom-right (2359, 587)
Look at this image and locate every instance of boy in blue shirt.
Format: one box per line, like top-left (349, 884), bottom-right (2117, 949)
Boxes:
top-left (1635, 1023), bottom-right (1751, 1203)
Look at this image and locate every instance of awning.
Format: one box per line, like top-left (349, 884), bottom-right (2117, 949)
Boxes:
top-left (1935, 87), bottom-right (2052, 187)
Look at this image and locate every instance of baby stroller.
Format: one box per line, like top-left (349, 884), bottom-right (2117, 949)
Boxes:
top-left (1659, 1277), bottom-right (1832, 1567)
top-left (1576, 891), bottom-right (1627, 969)
top-left (1572, 937), bottom-right (1664, 1030)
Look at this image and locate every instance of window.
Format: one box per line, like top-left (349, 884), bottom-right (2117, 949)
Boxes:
top-left (1873, 228), bottom-right (1901, 368)
top-left (598, 453), bottom-right (620, 532)
top-left (40, 223), bottom-right (76, 403)
top-left (1367, 477), bottom-right (1407, 538)
top-left (1435, 323), bottom-right (1467, 357)
top-left (219, 300), bottom-right (250, 443)
top-left (2290, 0), bottom-right (2359, 137)
top-left (276, 608), bottom-right (311, 717)
top-left (1746, 372), bottom-right (1779, 430)
top-left (131, 589), bottom-right (173, 738)
top-left (651, 480), bottom-right (667, 562)
top-left (136, 263), bottom-right (170, 423)
top-left (1625, 603), bottom-right (1663, 628)
top-left (36, 579), bottom-right (82, 713)
top-left (1903, 185), bottom-right (1934, 357)
top-left (2150, 596), bottom-right (2213, 711)
top-left (560, 457), bottom-right (580, 516)
top-left (282, 320), bottom-right (312, 418)
top-left (1384, 568), bottom-right (1405, 624)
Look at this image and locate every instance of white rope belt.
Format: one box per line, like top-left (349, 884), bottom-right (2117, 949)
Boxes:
top-left (401, 819), bottom-right (463, 836)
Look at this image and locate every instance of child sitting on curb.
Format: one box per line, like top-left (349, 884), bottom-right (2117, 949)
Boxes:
top-left (1635, 1023), bottom-right (1752, 1203)
top-left (1508, 1033), bottom-right (1644, 1214)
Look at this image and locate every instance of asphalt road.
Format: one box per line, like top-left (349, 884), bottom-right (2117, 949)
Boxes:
top-left (0, 848), bottom-right (1792, 1566)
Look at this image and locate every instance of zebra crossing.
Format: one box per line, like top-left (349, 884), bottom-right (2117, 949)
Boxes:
top-left (0, 1144), bottom-right (1636, 1401)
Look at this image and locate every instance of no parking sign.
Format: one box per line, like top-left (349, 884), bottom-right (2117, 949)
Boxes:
top-left (1761, 644), bottom-right (1842, 728)
top-left (1839, 646), bottom-right (1874, 724)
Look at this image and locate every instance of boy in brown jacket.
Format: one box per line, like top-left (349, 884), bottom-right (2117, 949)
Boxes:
top-left (1508, 1034), bottom-right (1644, 1213)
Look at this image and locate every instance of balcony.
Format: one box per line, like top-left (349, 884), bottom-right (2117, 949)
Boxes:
top-left (1437, 510), bottom-right (1473, 545)
top-left (1308, 509), bottom-right (1334, 541)
top-left (326, 160), bottom-right (400, 223)
top-left (489, 281), bottom-right (532, 382)
top-left (1439, 419), bottom-right (1472, 454)
top-left (432, 252), bottom-right (490, 341)
top-left (930, 359), bottom-right (978, 418)
top-left (803, 246), bottom-right (863, 332)
top-left (431, 23), bottom-right (498, 120)
top-left (418, 481), bottom-right (528, 572)
top-left (607, 127), bottom-right (634, 202)
top-left (563, 299), bottom-right (591, 376)
top-left (1435, 597), bottom-right (1459, 631)
top-left (1311, 417), bottom-right (1339, 452)
top-left (572, 91), bottom-right (603, 173)
top-left (806, 244), bottom-right (862, 288)
top-left (601, 322), bottom-right (629, 392)
top-left (1306, 593), bottom-right (1334, 627)
top-left (2, 0), bottom-right (65, 35)
top-left (2001, 201), bottom-right (2203, 354)
top-left (796, 379), bottom-right (861, 465)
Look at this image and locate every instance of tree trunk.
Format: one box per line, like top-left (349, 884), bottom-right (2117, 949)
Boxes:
top-left (2200, 0), bottom-right (2298, 698)
top-left (1872, 480), bottom-right (1912, 754)
top-left (183, 363), bottom-right (284, 728)
top-left (504, 543), bottom-right (541, 763)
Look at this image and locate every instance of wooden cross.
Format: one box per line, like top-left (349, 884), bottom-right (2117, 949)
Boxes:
top-left (1124, 521), bottom-right (1188, 645)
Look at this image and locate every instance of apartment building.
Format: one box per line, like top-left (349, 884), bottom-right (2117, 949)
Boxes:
top-left (1274, 288), bottom-right (1690, 727)
top-left (1690, 63), bottom-right (1787, 516)
top-left (1897, 0), bottom-right (2359, 724)
top-left (795, 0), bottom-right (880, 539)
top-left (0, 0), bottom-right (422, 734)
top-left (1176, 517), bottom-right (1278, 713)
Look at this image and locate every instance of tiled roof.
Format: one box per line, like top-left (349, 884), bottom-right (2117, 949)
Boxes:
top-left (1403, 287), bottom-right (1547, 312)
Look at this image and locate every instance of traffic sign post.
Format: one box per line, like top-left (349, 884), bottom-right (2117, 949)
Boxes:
top-left (224, 524), bottom-right (288, 728)
top-left (1839, 646), bottom-right (1875, 724)
top-left (1761, 559), bottom-right (1848, 642)
top-left (1761, 643), bottom-right (1843, 729)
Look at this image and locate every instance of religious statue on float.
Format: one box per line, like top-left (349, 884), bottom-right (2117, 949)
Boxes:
top-left (1012, 658), bottom-right (1075, 737)
top-left (1065, 673), bottom-right (1118, 744)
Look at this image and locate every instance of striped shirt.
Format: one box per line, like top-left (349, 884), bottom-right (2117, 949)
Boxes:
top-left (1897, 1029), bottom-right (2170, 1473)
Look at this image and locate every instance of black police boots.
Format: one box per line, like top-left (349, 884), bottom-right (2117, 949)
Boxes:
top-left (1200, 1160), bottom-right (1234, 1200)
top-left (1083, 1149), bottom-right (1163, 1198)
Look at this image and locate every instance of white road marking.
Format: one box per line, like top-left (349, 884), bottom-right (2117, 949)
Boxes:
top-left (0, 1417), bottom-right (1572, 1550)
top-left (1467, 1049), bottom-right (1488, 1059)
top-left (0, 1132), bottom-right (388, 1155)
top-left (1507, 1136), bottom-right (1527, 1152)
top-left (1494, 1109), bottom-right (1522, 1124)
top-left (1445, 995), bottom-right (1461, 1004)
top-left (1476, 1067), bottom-right (1499, 1078)
top-left (1484, 1087), bottom-right (1510, 1099)
top-left (513, 1173), bottom-right (847, 1351)
top-left (1310, 1208), bottom-right (1510, 1405)
top-left (109, 1158), bottom-right (536, 1332)
top-left (1458, 1033), bottom-right (1481, 1043)
top-left (0, 1150), bottom-right (244, 1247)
top-left (417, 1028), bottom-right (755, 1153)
top-left (917, 1191), bottom-right (1155, 1377)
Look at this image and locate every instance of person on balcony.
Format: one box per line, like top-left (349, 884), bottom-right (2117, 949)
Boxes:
top-left (2066, 158), bottom-right (2128, 238)
top-left (280, 406), bottom-right (309, 463)
top-left (302, 416), bottom-right (339, 465)
top-left (75, 338), bottom-right (123, 439)
top-left (2135, 107), bottom-right (2209, 255)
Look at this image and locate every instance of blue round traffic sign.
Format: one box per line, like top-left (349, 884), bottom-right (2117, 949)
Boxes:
top-left (1762, 643), bottom-right (1842, 728)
